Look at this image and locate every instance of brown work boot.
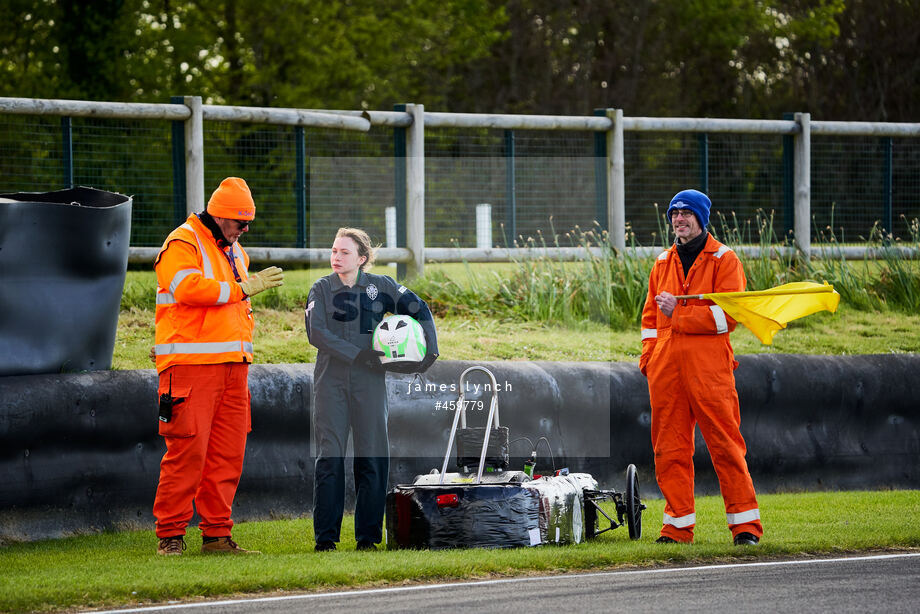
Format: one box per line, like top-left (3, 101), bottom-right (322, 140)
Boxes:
top-left (201, 536), bottom-right (261, 554)
top-left (157, 536), bottom-right (186, 556)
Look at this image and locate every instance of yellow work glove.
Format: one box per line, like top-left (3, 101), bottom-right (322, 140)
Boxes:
top-left (239, 266), bottom-right (284, 297)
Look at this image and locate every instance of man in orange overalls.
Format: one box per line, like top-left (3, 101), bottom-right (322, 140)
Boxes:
top-left (639, 189), bottom-right (763, 546)
top-left (152, 177), bottom-right (284, 555)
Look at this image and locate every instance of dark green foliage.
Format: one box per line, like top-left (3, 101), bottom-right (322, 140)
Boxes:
top-left (4, 1), bottom-right (920, 121)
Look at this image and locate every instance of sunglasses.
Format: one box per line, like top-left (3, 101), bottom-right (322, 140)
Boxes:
top-left (233, 219), bottom-right (253, 230)
top-left (670, 210), bottom-right (695, 219)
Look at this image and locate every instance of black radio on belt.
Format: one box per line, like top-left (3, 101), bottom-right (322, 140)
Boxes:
top-left (158, 374), bottom-right (183, 422)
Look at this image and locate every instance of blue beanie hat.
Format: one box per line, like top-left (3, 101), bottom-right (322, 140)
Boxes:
top-left (666, 189), bottom-right (711, 229)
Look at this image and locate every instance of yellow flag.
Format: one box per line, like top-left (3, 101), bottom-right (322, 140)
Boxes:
top-left (676, 282), bottom-right (841, 345)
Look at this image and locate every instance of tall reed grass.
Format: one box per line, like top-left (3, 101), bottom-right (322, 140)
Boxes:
top-left (711, 209), bottom-right (798, 290)
top-left (121, 213), bottom-right (919, 331)
top-left (865, 216), bottom-right (920, 311)
top-left (407, 220), bottom-right (655, 329)
top-left (496, 220), bottom-right (653, 329)
top-left (474, 211), bottom-right (920, 330)
top-left (806, 213), bottom-right (920, 312)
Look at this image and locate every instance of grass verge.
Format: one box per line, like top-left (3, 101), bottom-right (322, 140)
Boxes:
top-left (113, 265), bottom-right (920, 370)
top-left (2, 490), bottom-right (918, 613)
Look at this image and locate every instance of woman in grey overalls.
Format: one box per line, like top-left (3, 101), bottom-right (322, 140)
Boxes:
top-left (305, 227), bottom-right (438, 551)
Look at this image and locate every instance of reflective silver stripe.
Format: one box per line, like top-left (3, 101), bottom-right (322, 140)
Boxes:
top-left (198, 234), bottom-right (214, 278)
top-left (710, 305), bottom-right (728, 334)
top-left (216, 281), bottom-right (231, 304)
top-left (641, 328), bottom-right (658, 340)
top-left (169, 268), bottom-right (201, 293)
top-left (155, 341), bottom-right (251, 356)
top-left (657, 250), bottom-right (668, 261)
top-left (181, 223), bottom-right (214, 279)
top-left (663, 512), bottom-right (696, 528)
top-left (726, 508), bottom-right (760, 525)
top-left (714, 245), bottom-right (732, 259)
top-left (164, 271), bottom-right (230, 306)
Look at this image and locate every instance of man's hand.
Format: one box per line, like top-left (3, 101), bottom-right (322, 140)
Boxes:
top-left (655, 291), bottom-right (677, 317)
top-left (356, 349), bottom-right (385, 371)
top-left (149, 345), bottom-right (156, 364)
top-left (239, 266), bottom-right (284, 297)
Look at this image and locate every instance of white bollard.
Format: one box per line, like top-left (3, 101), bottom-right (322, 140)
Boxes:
top-left (476, 203), bottom-right (492, 249)
top-left (385, 206), bottom-right (397, 268)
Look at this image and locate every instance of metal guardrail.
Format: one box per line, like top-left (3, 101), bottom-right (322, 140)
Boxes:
top-left (128, 245), bottom-right (920, 264)
top-left (4, 96), bottom-right (919, 267)
top-left (0, 96), bottom-right (190, 120)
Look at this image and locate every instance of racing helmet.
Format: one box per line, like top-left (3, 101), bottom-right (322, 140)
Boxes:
top-left (372, 314), bottom-right (427, 371)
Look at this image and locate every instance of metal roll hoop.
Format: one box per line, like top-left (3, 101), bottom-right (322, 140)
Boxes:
top-left (439, 366), bottom-right (500, 484)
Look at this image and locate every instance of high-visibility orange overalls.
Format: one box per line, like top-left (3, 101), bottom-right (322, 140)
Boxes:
top-left (152, 213), bottom-right (254, 539)
top-left (640, 234), bottom-right (763, 543)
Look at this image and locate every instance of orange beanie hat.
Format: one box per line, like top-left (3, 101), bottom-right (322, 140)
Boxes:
top-left (206, 177), bottom-right (255, 220)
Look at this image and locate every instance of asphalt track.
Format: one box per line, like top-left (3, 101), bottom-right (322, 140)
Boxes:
top-left (95, 552), bottom-right (920, 614)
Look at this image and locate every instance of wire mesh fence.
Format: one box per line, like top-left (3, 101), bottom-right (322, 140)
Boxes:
top-left (1, 110), bottom-right (918, 252)
top-left (624, 132), bottom-right (701, 245)
top-left (892, 141), bottom-right (920, 240)
top-left (424, 128), bottom-right (601, 248)
top-left (425, 127), bottom-right (505, 248)
top-left (708, 133), bottom-right (787, 239)
top-left (512, 130), bottom-right (599, 246)
top-left (0, 114), bottom-right (65, 194)
top-left (201, 122), bottom-right (397, 249)
top-left (203, 122), bottom-right (300, 248)
top-left (306, 126), bottom-right (394, 249)
top-left (73, 117), bottom-right (176, 246)
top-left (812, 136), bottom-right (920, 242)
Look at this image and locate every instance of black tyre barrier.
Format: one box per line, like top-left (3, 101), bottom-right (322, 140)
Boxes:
top-left (0, 188), bottom-right (132, 376)
top-left (0, 354), bottom-right (917, 542)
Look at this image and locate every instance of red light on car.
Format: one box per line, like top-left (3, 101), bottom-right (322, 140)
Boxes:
top-left (436, 494), bottom-right (459, 508)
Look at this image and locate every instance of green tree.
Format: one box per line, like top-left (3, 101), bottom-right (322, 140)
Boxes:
top-left (447, 0), bottom-right (846, 118)
top-left (1, 0), bottom-right (506, 108)
top-left (176, 0), bottom-right (506, 109)
top-left (0, 0), bottom-right (71, 99)
top-left (0, 0), bottom-right (194, 101)
top-left (3, 0), bottom-right (918, 121)
top-left (772, 0), bottom-right (920, 121)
